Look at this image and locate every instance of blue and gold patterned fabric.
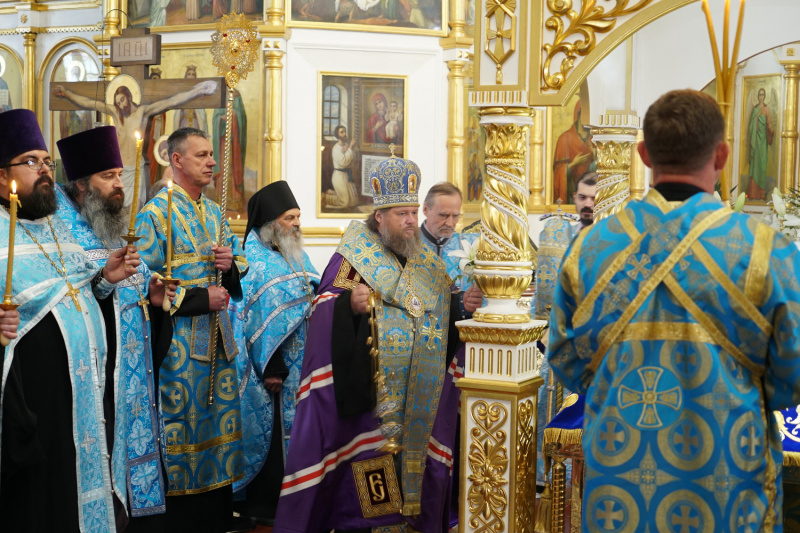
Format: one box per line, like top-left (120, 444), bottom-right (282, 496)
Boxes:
top-left (421, 230), bottom-right (477, 292)
top-left (56, 186), bottom-right (166, 517)
top-left (231, 231), bottom-right (319, 491)
top-left (136, 184), bottom-right (248, 495)
top-left (369, 157), bottom-right (421, 209)
top-left (534, 215), bottom-right (576, 321)
top-left (0, 209), bottom-right (117, 532)
top-left (549, 189), bottom-right (800, 532)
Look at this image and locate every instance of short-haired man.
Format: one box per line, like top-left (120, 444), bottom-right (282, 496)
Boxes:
top-left (136, 127), bottom-right (248, 532)
top-left (549, 89), bottom-right (800, 531)
top-left (572, 171), bottom-right (596, 232)
top-left (274, 156), bottom-right (480, 532)
top-left (231, 181), bottom-right (320, 526)
top-left (56, 126), bottom-right (175, 531)
top-left (0, 109), bottom-right (140, 532)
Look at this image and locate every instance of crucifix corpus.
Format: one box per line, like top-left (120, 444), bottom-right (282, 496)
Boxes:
top-left (49, 28), bottom-right (226, 206)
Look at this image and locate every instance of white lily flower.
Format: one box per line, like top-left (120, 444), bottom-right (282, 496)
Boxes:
top-left (783, 213), bottom-right (800, 227)
top-left (773, 190), bottom-right (787, 216)
top-left (732, 192), bottom-right (746, 212)
top-left (713, 191), bottom-right (722, 201)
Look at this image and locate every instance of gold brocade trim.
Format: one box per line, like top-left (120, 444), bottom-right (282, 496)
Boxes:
top-left (165, 472), bottom-right (244, 496)
top-left (333, 258), bottom-right (362, 291)
top-left (663, 275), bottom-right (763, 379)
top-left (402, 502), bottom-right (422, 516)
top-left (744, 224), bottom-right (775, 308)
top-left (560, 228), bottom-right (588, 301)
top-left (351, 455), bottom-right (403, 518)
top-left (458, 324), bottom-right (546, 345)
top-left (170, 286), bottom-right (187, 315)
top-left (588, 207), bottom-right (732, 374)
top-left (573, 211), bottom-right (645, 327)
top-left (165, 430), bottom-right (242, 454)
top-left (690, 242), bottom-right (772, 335)
top-left (542, 427), bottom-right (582, 448)
top-left (467, 400), bottom-right (509, 531)
top-left (175, 276), bottom-right (217, 288)
top-left (784, 451), bottom-right (800, 467)
top-left (170, 254), bottom-right (215, 266)
top-left (619, 322), bottom-right (715, 344)
top-left (646, 189), bottom-right (673, 214)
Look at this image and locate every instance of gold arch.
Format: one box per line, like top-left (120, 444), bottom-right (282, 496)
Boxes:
top-left (531, 0), bottom-right (696, 107)
top-left (36, 36), bottom-right (99, 124)
top-left (0, 44), bottom-right (24, 81)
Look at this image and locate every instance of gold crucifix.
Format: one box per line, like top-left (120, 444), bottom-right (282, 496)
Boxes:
top-left (138, 296), bottom-right (150, 322)
top-left (66, 285), bottom-right (82, 311)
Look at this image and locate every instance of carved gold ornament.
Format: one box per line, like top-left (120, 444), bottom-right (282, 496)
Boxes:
top-left (211, 13), bottom-right (260, 89)
top-left (542, 0), bottom-right (654, 91)
top-left (484, 0), bottom-right (517, 83)
top-left (458, 324), bottom-right (546, 345)
top-left (516, 399), bottom-right (536, 533)
top-left (468, 400), bottom-right (509, 532)
top-left (593, 139), bottom-right (635, 221)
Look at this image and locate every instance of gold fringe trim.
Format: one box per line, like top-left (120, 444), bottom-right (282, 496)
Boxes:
top-left (543, 427), bottom-right (582, 448)
top-left (783, 451), bottom-right (800, 467)
top-left (534, 483), bottom-right (553, 533)
top-left (402, 502), bottom-right (421, 516)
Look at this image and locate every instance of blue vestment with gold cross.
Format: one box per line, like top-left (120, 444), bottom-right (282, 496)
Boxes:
top-left (136, 184), bottom-right (247, 495)
top-left (231, 230), bottom-right (319, 490)
top-left (56, 185), bottom-right (166, 517)
top-left (420, 229), bottom-right (477, 292)
top-left (0, 210), bottom-right (117, 532)
top-left (549, 189), bottom-right (800, 532)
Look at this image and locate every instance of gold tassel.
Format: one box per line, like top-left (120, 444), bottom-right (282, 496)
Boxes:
top-left (543, 427), bottom-right (583, 448)
top-left (534, 482), bottom-right (553, 533)
top-left (784, 451), bottom-right (800, 467)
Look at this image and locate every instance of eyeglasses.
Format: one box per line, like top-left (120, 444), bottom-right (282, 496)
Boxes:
top-left (3, 159), bottom-right (57, 172)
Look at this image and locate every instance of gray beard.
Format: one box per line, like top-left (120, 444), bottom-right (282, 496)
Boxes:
top-left (81, 187), bottom-right (130, 246)
top-left (380, 224), bottom-right (421, 259)
top-left (259, 222), bottom-right (305, 265)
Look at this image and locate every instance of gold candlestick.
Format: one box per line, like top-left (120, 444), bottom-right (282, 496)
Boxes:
top-left (123, 131), bottom-right (144, 246)
top-left (162, 180), bottom-right (176, 311)
top-left (1, 181), bottom-right (20, 347)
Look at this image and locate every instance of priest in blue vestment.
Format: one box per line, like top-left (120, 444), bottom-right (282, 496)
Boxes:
top-left (231, 181), bottom-right (319, 525)
top-left (0, 109), bottom-right (141, 532)
top-left (549, 89), bottom-right (800, 532)
top-left (136, 127), bottom-right (248, 532)
top-left (56, 126), bottom-right (176, 531)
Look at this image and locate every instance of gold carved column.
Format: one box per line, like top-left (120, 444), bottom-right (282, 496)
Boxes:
top-left (529, 108), bottom-right (545, 209)
top-left (779, 53), bottom-right (800, 192)
top-left (94, 0), bottom-right (123, 81)
top-left (446, 57), bottom-right (468, 187)
top-left (458, 0), bottom-right (545, 532)
top-left (263, 41), bottom-right (284, 184)
top-left (629, 129), bottom-right (646, 200)
top-left (23, 32), bottom-right (36, 110)
top-left (591, 114), bottom-right (639, 221)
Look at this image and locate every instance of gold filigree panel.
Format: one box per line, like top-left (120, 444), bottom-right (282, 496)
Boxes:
top-left (459, 324), bottom-right (546, 345)
top-left (516, 399), bottom-right (536, 533)
top-left (542, 0), bottom-right (654, 91)
top-left (468, 400), bottom-right (509, 532)
top-left (593, 138), bottom-right (635, 221)
top-left (484, 0), bottom-right (518, 83)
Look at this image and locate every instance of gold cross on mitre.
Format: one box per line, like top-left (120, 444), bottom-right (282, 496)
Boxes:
top-left (389, 144), bottom-right (397, 158)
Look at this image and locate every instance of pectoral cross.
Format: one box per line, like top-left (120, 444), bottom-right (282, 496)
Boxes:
top-left (66, 285), bottom-right (82, 311)
top-left (138, 295), bottom-right (150, 322)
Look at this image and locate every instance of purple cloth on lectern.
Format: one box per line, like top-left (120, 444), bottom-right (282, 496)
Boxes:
top-left (273, 253), bottom-right (461, 533)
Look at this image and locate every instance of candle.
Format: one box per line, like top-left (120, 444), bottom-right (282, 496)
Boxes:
top-left (701, 0), bottom-right (723, 89)
top-left (128, 131), bottom-right (143, 234)
top-left (4, 181), bottom-right (17, 300)
top-left (166, 180), bottom-right (173, 278)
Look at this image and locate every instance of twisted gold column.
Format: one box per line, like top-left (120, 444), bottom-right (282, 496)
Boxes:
top-left (446, 58), bottom-right (468, 188)
top-left (23, 33), bottom-right (36, 111)
top-left (592, 121), bottom-right (637, 222)
top-left (472, 108), bottom-right (534, 324)
top-left (264, 42), bottom-right (284, 183)
top-left (781, 63), bottom-right (800, 193)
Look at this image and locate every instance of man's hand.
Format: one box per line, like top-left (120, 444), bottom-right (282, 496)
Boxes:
top-left (198, 80), bottom-right (218, 95)
top-left (263, 376), bottom-right (283, 393)
top-left (212, 245), bottom-right (233, 272)
top-left (147, 275), bottom-right (177, 308)
top-left (52, 85), bottom-right (66, 98)
top-left (463, 284), bottom-right (483, 313)
top-left (0, 307), bottom-right (20, 341)
top-left (208, 285), bottom-right (229, 311)
top-left (350, 284), bottom-right (370, 314)
top-left (103, 245), bottom-right (141, 283)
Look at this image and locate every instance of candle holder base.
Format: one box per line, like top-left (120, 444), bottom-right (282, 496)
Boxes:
top-left (161, 277), bottom-right (181, 312)
top-left (0, 301), bottom-right (19, 347)
top-left (121, 234), bottom-right (141, 245)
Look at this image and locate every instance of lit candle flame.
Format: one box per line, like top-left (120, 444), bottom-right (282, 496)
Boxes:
top-left (11, 181), bottom-right (16, 194)
top-left (168, 180), bottom-right (173, 190)
top-left (135, 131), bottom-right (141, 141)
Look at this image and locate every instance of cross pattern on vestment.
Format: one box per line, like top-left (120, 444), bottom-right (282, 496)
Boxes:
top-left (421, 320), bottom-right (442, 350)
top-left (353, 242), bottom-right (382, 266)
top-left (167, 388), bottom-right (181, 407)
top-left (598, 420), bottom-right (625, 452)
top-left (738, 503), bottom-right (759, 532)
top-left (671, 505), bottom-right (699, 533)
top-left (740, 425), bottom-right (761, 457)
top-left (81, 430), bottom-right (96, 453)
top-left (220, 375), bottom-right (235, 394)
top-left (626, 254), bottom-right (652, 280)
top-left (618, 367), bottom-right (681, 429)
top-left (126, 336), bottom-right (139, 356)
top-left (167, 428), bottom-right (182, 446)
top-left (130, 426), bottom-right (150, 451)
top-left (676, 350), bottom-right (696, 374)
top-left (76, 360), bottom-right (90, 382)
top-left (673, 422), bottom-right (699, 456)
top-left (131, 400), bottom-right (143, 419)
top-left (226, 417), bottom-right (239, 433)
top-left (595, 499), bottom-right (624, 531)
top-left (386, 334), bottom-right (411, 355)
